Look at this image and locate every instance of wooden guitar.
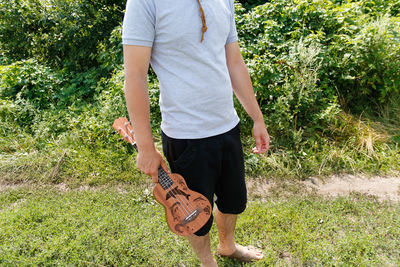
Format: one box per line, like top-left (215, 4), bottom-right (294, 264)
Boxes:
top-left (112, 117), bottom-right (212, 236)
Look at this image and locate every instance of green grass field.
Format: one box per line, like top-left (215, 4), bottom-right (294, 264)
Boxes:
top-left (1, 0), bottom-right (400, 265)
top-left (1, 184), bottom-right (399, 266)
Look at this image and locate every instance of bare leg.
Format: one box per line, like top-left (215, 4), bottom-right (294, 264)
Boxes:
top-left (215, 207), bottom-right (263, 261)
top-left (215, 207), bottom-right (236, 253)
top-left (186, 233), bottom-right (218, 267)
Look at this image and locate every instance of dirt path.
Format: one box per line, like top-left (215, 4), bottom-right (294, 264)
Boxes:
top-left (247, 174), bottom-right (400, 202)
top-left (2, 175), bottom-right (400, 201)
top-left (303, 174), bottom-right (400, 201)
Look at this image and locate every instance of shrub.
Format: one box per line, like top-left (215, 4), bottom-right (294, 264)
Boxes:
top-left (0, 59), bottom-right (62, 110)
top-left (57, 68), bottom-right (100, 107)
top-left (237, 0), bottom-right (268, 10)
top-left (0, 97), bottom-right (38, 132)
top-left (235, 0), bottom-right (400, 139)
top-left (0, 0), bottom-right (125, 71)
top-left (333, 16), bottom-right (400, 112)
top-left (97, 26), bottom-right (124, 74)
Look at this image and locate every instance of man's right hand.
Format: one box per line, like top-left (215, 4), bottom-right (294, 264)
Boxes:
top-left (136, 147), bottom-right (169, 183)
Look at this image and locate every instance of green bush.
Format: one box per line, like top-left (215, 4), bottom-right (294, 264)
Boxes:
top-left (235, 1), bottom-right (343, 145)
top-left (0, 0), bottom-right (125, 71)
top-left (237, 0), bottom-right (268, 10)
top-left (0, 59), bottom-right (62, 110)
top-left (235, 0), bottom-right (400, 138)
top-left (333, 16), bottom-right (400, 112)
top-left (57, 68), bottom-right (100, 106)
top-left (0, 97), bottom-right (38, 132)
top-left (0, 58), bottom-right (102, 111)
top-left (97, 26), bottom-right (124, 74)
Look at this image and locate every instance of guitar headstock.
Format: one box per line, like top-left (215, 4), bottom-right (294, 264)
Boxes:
top-left (112, 117), bottom-right (136, 147)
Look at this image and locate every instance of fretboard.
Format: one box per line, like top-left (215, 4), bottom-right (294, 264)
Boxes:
top-left (158, 167), bottom-right (173, 189)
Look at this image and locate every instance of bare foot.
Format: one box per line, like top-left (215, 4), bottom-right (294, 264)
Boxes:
top-left (218, 244), bottom-right (263, 262)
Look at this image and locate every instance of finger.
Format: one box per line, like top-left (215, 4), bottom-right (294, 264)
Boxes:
top-left (160, 160), bottom-right (170, 174)
top-left (264, 135), bottom-right (270, 151)
top-left (253, 135), bottom-right (270, 154)
top-left (150, 167), bottom-right (159, 183)
top-left (259, 135), bottom-right (269, 153)
top-left (255, 135), bottom-right (263, 152)
top-left (252, 146), bottom-right (266, 155)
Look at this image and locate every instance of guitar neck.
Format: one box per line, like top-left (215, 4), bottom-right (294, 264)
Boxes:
top-left (158, 167), bottom-right (173, 189)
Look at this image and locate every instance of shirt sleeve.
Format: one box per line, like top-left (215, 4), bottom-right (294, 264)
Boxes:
top-left (122, 0), bottom-right (155, 47)
top-left (225, 0), bottom-right (238, 45)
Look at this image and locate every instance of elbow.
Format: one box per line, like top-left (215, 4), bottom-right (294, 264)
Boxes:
top-left (124, 73), bottom-right (147, 92)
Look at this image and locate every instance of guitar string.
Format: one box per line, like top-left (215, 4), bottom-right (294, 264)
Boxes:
top-left (119, 125), bottom-right (185, 208)
top-left (118, 123), bottom-right (195, 217)
top-left (120, 125), bottom-right (204, 226)
top-left (158, 168), bottom-right (196, 218)
top-left (121, 125), bottom-right (193, 216)
top-left (122, 122), bottom-right (198, 216)
top-left (120, 124), bottom-right (196, 218)
top-left (150, 139), bottom-right (200, 216)
top-left (157, 168), bottom-right (199, 218)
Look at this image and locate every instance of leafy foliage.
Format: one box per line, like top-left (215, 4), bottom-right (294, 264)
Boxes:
top-left (0, 0), bottom-right (399, 182)
top-left (0, 0), bottom-right (125, 71)
top-left (333, 16), bottom-right (400, 111)
top-left (0, 59), bottom-right (61, 110)
top-left (235, 0), bottom-right (400, 141)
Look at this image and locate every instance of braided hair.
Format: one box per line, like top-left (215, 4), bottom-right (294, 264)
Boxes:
top-left (196, 0), bottom-right (207, 42)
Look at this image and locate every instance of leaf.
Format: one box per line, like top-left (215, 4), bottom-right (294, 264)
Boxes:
top-left (392, 135), bottom-right (400, 145)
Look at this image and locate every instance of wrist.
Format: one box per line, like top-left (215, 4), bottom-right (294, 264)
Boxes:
top-left (136, 140), bottom-right (156, 152)
top-left (253, 117), bottom-right (265, 127)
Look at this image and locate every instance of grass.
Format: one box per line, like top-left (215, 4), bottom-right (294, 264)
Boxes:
top-left (0, 185), bottom-right (399, 266)
top-left (1, 120), bottom-right (399, 187)
top-left (1, 1), bottom-right (399, 264)
top-left (0, 109), bottom-right (398, 266)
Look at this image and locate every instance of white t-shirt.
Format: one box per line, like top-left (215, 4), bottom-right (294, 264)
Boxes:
top-left (122, 0), bottom-right (240, 139)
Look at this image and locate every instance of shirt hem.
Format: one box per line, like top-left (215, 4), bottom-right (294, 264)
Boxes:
top-left (161, 117), bottom-right (240, 139)
top-left (226, 36), bottom-right (238, 45)
top-left (122, 38), bottom-right (153, 47)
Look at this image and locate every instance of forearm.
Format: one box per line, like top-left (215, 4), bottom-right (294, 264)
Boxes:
top-left (124, 77), bottom-right (155, 151)
top-left (122, 45), bottom-right (168, 178)
top-left (229, 62), bottom-right (264, 124)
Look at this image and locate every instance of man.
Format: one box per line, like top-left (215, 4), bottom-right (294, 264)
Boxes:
top-left (122, 0), bottom-right (270, 265)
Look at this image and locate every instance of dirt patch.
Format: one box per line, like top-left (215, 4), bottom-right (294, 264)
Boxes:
top-left (0, 181), bottom-right (143, 194)
top-left (2, 175), bottom-right (400, 201)
top-left (247, 174), bottom-right (400, 201)
top-left (0, 182), bottom-right (22, 192)
top-left (303, 174), bottom-right (400, 201)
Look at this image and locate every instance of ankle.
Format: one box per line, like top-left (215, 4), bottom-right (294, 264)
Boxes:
top-left (217, 242), bottom-right (236, 255)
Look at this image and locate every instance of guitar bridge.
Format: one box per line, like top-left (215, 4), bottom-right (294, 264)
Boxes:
top-left (182, 207), bottom-right (202, 224)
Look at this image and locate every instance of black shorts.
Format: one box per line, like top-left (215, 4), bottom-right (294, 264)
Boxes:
top-left (161, 123), bottom-right (247, 236)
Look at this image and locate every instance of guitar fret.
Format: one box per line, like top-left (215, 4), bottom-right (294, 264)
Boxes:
top-left (158, 168), bottom-right (173, 190)
top-left (113, 118), bottom-right (212, 236)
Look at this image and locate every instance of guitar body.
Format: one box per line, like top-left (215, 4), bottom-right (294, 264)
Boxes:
top-left (112, 117), bottom-right (212, 236)
top-left (153, 173), bottom-right (211, 236)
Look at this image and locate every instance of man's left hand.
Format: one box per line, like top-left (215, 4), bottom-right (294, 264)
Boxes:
top-left (252, 121), bottom-right (270, 154)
